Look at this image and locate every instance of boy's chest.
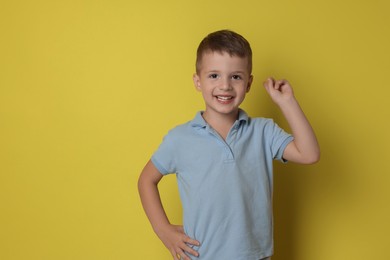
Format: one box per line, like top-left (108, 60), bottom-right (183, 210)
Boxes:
top-left (175, 128), bottom-right (264, 173)
top-left (174, 128), bottom-right (271, 206)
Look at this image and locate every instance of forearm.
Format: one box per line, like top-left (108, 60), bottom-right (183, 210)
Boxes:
top-left (279, 97), bottom-right (320, 164)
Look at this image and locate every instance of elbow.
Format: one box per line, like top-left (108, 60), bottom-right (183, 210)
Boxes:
top-left (137, 172), bottom-right (150, 195)
top-left (137, 175), bottom-right (144, 196)
top-left (303, 151), bottom-right (321, 164)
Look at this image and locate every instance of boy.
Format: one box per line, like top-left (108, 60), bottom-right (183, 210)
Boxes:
top-left (138, 30), bottom-right (320, 260)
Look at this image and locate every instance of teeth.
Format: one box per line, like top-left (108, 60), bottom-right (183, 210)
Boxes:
top-left (217, 96), bottom-right (233, 100)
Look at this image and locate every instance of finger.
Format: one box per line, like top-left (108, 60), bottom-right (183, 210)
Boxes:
top-left (178, 251), bottom-right (190, 260)
top-left (275, 80), bottom-right (285, 90)
top-left (280, 79), bottom-right (288, 88)
top-left (269, 77), bottom-right (275, 85)
top-left (280, 79), bottom-right (292, 92)
top-left (263, 81), bottom-right (269, 92)
top-left (262, 79), bottom-right (268, 88)
top-left (267, 77), bottom-right (275, 87)
top-left (182, 244), bottom-right (199, 257)
top-left (263, 78), bottom-right (273, 93)
top-left (171, 249), bottom-right (180, 260)
top-left (184, 236), bottom-right (200, 247)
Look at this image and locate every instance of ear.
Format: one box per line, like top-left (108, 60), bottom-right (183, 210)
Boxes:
top-left (246, 75), bottom-right (253, 93)
top-left (193, 73), bottom-right (201, 91)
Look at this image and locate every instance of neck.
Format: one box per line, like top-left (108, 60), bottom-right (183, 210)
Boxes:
top-left (202, 110), bottom-right (239, 140)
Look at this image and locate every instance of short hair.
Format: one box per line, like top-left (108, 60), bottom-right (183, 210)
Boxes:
top-left (196, 30), bottom-right (252, 74)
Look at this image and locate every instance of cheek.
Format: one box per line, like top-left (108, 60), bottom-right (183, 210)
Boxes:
top-left (237, 83), bottom-right (249, 94)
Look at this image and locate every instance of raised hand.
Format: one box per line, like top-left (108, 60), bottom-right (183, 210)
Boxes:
top-left (263, 77), bottom-right (295, 105)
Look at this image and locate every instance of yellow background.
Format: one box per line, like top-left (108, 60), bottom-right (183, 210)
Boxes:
top-left (1, 0), bottom-right (389, 259)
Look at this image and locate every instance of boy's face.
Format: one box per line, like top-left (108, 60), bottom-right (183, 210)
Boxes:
top-left (193, 51), bottom-right (253, 119)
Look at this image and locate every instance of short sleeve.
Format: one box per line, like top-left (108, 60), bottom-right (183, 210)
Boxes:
top-left (151, 131), bottom-right (177, 175)
top-left (266, 120), bottom-right (294, 162)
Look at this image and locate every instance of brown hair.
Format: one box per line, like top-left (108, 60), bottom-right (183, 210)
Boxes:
top-left (196, 30), bottom-right (252, 74)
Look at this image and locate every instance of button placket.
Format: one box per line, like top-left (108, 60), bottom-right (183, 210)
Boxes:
top-left (206, 126), bottom-right (235, 162)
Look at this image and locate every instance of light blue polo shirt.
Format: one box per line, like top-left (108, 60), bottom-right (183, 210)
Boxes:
top-left (151, 109), bottom-right (293, 260)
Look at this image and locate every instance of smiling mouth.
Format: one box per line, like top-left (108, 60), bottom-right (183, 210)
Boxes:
top-left (216, 96), bottom-right (233, 101)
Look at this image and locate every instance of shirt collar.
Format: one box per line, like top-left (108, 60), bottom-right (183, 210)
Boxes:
top-left (190, 109), bottom-right (249, 128)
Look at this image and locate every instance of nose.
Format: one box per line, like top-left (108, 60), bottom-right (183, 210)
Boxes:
top-left (219, 77), bottom-right (232, 91)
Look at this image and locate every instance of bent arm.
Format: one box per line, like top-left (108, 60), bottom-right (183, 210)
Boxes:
top-left (263, 78), bottom-right (320, 164)
top-left (138, 159), bottom-right (170, 234)
top-left (138, 160), bottom-right (200, 259)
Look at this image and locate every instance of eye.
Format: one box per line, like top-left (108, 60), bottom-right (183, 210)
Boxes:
top-left (232, 75), bottom-right (242, 80)
top-left (209, 73), bottom-right (219, 79)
